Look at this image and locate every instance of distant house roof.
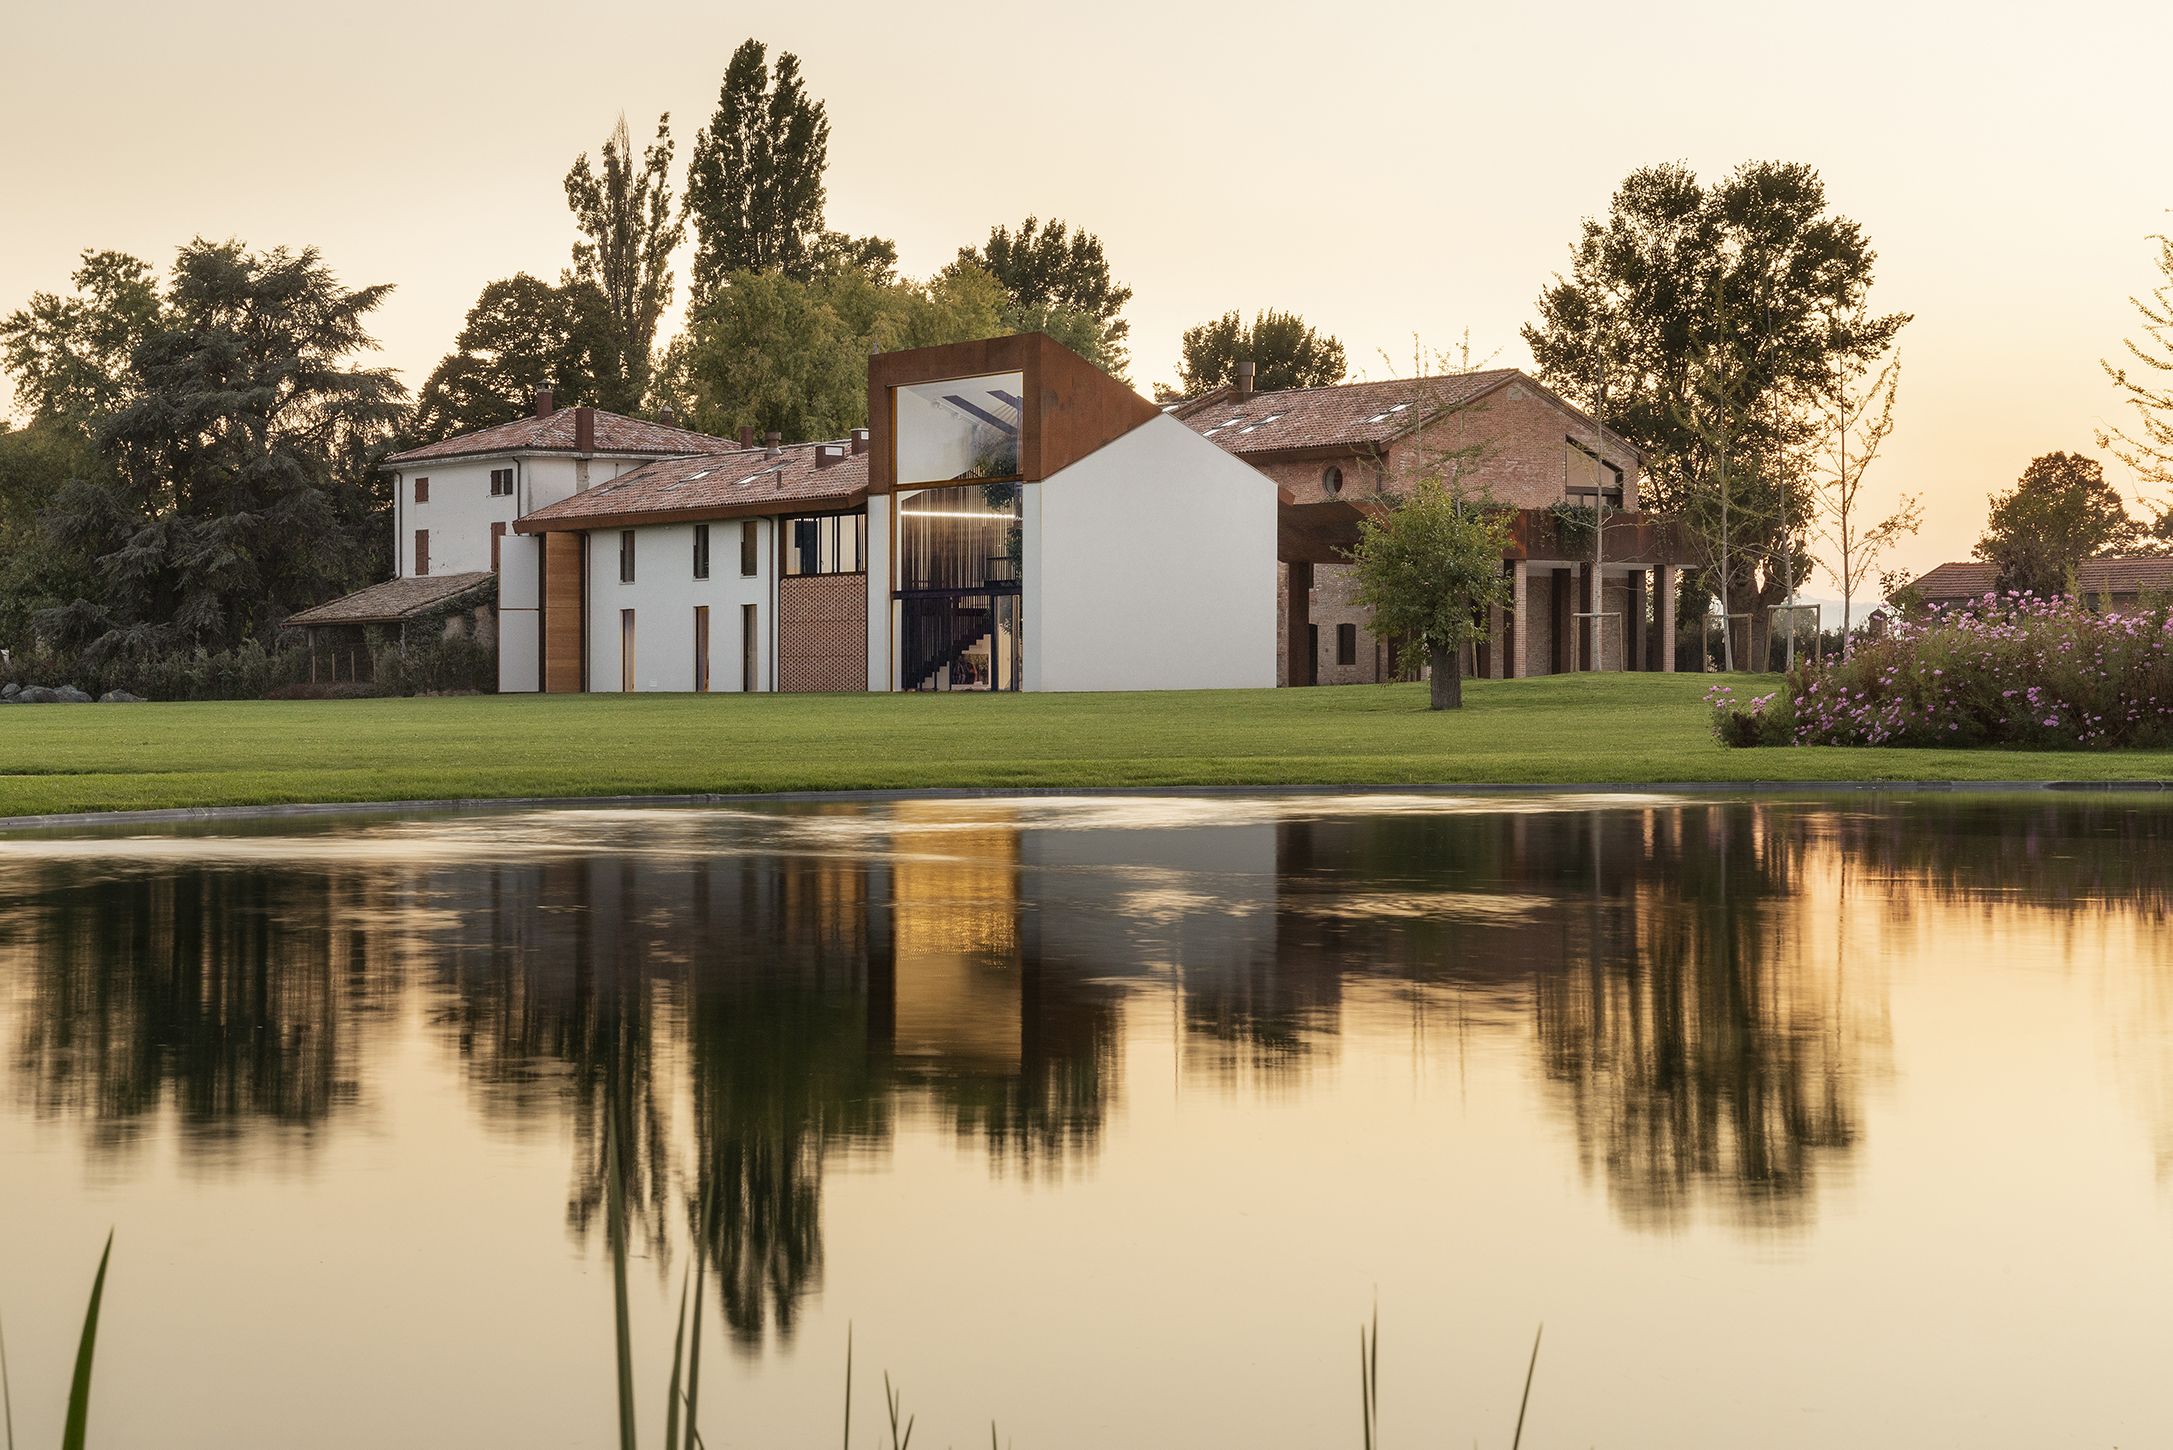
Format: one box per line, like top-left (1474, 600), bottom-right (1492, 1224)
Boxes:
top-left (1906, 556), bottom-right (2173, 602)
top-left (1904, 561), bottom-right (2000, 601)
top-left (516, 442), bottom-right (869, 533)
top-left (385, 408), bottom-right (738, 466)
top-left (285, 571), bottom-right (495, 628)
top-left (1167, 370), bottom-right (1640, 461)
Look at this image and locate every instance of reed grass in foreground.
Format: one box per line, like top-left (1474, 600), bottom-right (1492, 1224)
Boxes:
top-left (3, 674), bottom-right (2170, 820)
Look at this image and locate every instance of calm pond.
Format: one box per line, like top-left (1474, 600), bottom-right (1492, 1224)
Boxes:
top-left (3, 793), bottom-right (2172, 1447)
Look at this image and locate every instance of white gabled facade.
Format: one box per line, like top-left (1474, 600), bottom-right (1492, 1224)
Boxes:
top-left (582, 518), bottom-right (777, 694)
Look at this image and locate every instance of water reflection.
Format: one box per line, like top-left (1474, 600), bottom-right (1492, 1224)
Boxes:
top-left (5, 793), bottom-right (2173, 1351)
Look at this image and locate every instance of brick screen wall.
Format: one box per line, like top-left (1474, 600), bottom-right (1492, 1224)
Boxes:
top-left (778, 574), bottom-right (868, 692)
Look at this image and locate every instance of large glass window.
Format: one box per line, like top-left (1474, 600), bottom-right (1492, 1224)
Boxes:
top-left (783, 511), bottom-right (867, 576)
top-left (893, 372), bottom-right (1024, 486)
top-left (895, 483), bottom-right (1021, 593)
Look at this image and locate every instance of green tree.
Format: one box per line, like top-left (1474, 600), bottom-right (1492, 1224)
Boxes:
top-left (660, 262), bottom-right (1078, 444)
top-left (0, 250), bottom-right (163, 428)
top-left (34, 240), bottom-right (404, 658)
top-left (2100, 232), bottom-right (2173, 497)
top-left (1346, 477), bottom-right (1511, 710)
top-left (1973, 451), bottom-right (2139, 597)
top-left (954, 217), bottom-right (1132, 375)
top-left (1169, 308), bottom-right (1347, 398)
top-left (413, 274), bottom-right (626, 439)
top-left (1524, 162), bottom-right (1907, 660)
top-left (809, 229), bottom-right (899, 284)
top-left (685, 40), bottom-right (831, 297)
top-left (0, 418), bottom-right (104, 641)
top-left (565, 113), bottom-right (682, 405)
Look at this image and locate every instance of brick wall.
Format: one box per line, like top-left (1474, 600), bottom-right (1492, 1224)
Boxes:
top-left (778, 574), bottom-right (868, 692)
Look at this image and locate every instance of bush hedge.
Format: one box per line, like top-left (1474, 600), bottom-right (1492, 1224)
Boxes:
top-left (1712, 592), bottom-right (2173, 749)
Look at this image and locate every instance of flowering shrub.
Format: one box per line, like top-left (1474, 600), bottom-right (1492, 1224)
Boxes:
top-left (1713, 592), bottom-right (2173, 749)
top-left (1705, 683), bottom-right (1795, 746)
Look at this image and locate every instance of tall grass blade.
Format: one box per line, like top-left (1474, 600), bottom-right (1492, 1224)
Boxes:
top-left (841, 1324), bottom-right (852, 1450)
top-left (60, 1232), bottom-right (112, 1450)
top-left (2, 1305), bottom-right (16, 1450)
top-left (663, 1275), bottom-right (688, 1450)
top-left (1509, 1323), bottom-right (1542, 1450)
top-left (683, 1191), bottom-right (711, 1450)
top-left (1358, 1302), bottom-right (1380, 1450)
top-left (606, 1122), bottom-right (638, 1450)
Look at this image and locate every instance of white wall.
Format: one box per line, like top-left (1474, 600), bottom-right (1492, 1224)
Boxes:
top-left (394, 453), bottom-right (662, 578)
top-left (864, 496), bottom-right (892, 691)
top-left (1026, 415), bottom-right (1278, 692)
top-left (584, 518), bottom-right (772, 692)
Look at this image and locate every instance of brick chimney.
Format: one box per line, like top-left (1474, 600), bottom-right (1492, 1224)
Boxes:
top-left (534, 382), bottom-right (556, 416)
top-left (816, 443), bottom-right (844, 469)
top-left (573, 405), bottom-right (596, 454)
top-left (764, 431), bottom-right (782, 458)
top-left (1234, 360), bottom-right (1256, 403)
top-left (851, 428), bottom-right (870, 455)
top-left (657, 404), bottom-right (678, 427)
top-left (738, 425), bottom-right (755, 449)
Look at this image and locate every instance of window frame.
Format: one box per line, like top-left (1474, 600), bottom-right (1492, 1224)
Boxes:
top-left (739, 521), bottom-right (759, 577)
top-left (692, 523), bottom-right (710, 580)
top-left (414, 477), bottom-right (430, 504)
top-left (619, 529), bottom-right (636, 584)
top-left (781, 509), bottom-right (868, 578)
top-left (1336, 622), bottom-right (1357, 667)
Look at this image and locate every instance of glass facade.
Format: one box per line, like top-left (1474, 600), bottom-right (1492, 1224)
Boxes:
top-left (894, 372), bottom-right (1025, 486)
top-left (784, 511), bottom-right (867, 577)
top-left (894, 482), bottom-right (1023, 692)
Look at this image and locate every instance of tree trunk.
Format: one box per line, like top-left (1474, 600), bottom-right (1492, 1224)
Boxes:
top-left (1429, 643), bottom-right (1462, 710)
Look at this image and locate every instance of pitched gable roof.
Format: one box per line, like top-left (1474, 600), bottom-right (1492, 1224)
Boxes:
top-left (386, 408), bottom-right (739, 466)
top-left (1905, 556), bottom-right (2173, 602)
top-left (1168, 369), bottom-right (1640, 462)
top-left (516, 442), bottom-right (869, 532)
top-left (284, 571), bottom-right (495, 627)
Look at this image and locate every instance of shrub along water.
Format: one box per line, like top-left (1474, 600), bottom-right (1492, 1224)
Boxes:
top-left (1712, 592), bottom-right (2173, 749)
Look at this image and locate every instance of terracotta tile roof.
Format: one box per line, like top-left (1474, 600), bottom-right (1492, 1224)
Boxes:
top-left (385, 408), bottom-right (740, 465)
top-left (1905, 561), bottom-right (1999, 600)
top-left (2078, 556), bottom-right (2173, 594)
top-left (517, 442), bottom-right (869, 532)
top-left (1168, 371), bottom-right (1523, 456)
top-left (1907, 556), bottom-right (2173, 601)
top-left (284, 571), bottom-right (495, 627)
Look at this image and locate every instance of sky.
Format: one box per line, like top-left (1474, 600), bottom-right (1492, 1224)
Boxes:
top-left (6, 0), bottom-right (2169, 594)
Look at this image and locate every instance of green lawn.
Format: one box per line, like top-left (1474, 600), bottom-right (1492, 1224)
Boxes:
top-left (1, 673), bottom-right (2168, 819)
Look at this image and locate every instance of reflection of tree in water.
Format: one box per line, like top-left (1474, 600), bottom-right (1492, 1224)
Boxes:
top-left (2, 861), bottom-right (379, 1155)
top-left (923, 960), bottom-right (1123, 1173)
top-left (1533, 808), bottom-right (1861, 1231)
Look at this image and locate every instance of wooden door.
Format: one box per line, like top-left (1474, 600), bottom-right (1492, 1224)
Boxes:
top-left (693, 606), bottom-right (710, 692)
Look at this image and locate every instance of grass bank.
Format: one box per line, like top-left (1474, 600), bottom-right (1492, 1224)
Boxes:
top-left (2, 673), bottom-right (2169, 819)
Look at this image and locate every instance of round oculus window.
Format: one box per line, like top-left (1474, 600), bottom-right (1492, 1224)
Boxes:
top-left (1322, 465), bottom-right (1344, 497)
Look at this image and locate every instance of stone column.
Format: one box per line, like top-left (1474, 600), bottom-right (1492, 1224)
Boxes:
top-left (1510, 559), bottom-right (1529, 679)
top-left (1658, 564), bottom-right (1678, 673)
top-left (1485, 600), bottom-right (1505, 680)
top-left (1577, 562), bottom-right (1598, 671)
top-left (1626, 569), bottom-right (1647, 672)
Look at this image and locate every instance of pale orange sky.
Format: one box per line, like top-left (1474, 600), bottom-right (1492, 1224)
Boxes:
top-left (7, 0), bottom-right (2169, 589)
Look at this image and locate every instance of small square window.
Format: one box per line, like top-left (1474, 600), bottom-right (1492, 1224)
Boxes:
top-left (489, 467), bottom-right (515, 497)
top-left (414, 477), bottom-right (430, 504)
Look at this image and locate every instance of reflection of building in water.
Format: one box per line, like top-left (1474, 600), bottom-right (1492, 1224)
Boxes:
top-left (889, 806), bottom-right (1023, 1071)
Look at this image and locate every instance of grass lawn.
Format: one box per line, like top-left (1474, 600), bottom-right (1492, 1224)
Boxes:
top-left (1, 672), bottom-right (2169, 819)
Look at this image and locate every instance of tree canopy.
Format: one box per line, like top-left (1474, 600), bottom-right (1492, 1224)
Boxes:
top-left (1346, 478), bottom-right (1510, 709)
top-left (2, 240), bottom-right (404, 659)
top-left (1524, 160), bottom-right (1907, 664)
top-left (564, 113), bottom-right (682, 405)
top-left (2100, 232), bottom-right (2173, 496)
top-left (685, 40), bottom-right (834, 296)
top-left (1974, 451), bottom-right (2140, 596)
top-left (953, 217), bottom-right (1132, 375)
top-left (413, 274), bottom-right (627, 440)
top-left (1169, 308), bottom-right (1347, 398)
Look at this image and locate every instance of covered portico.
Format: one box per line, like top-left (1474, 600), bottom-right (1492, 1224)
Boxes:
top-left (1276, 495), bottom-right (1691, 683)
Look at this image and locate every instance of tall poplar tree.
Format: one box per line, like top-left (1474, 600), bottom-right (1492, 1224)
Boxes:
top-left (564, 113), bottom-right (682, 407)
top-left (954, 217), bottom-right (1132, 374)
top-left (685, 40), bottom-right (832, 296)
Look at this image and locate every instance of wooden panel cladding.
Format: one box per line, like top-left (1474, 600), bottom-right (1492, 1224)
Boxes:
top-left (866, 332), bottom-right (1157, 494)
top-left (541, 531), bottom-right (585, 693)
top-left (777, 574), bottom-right (869, 693)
